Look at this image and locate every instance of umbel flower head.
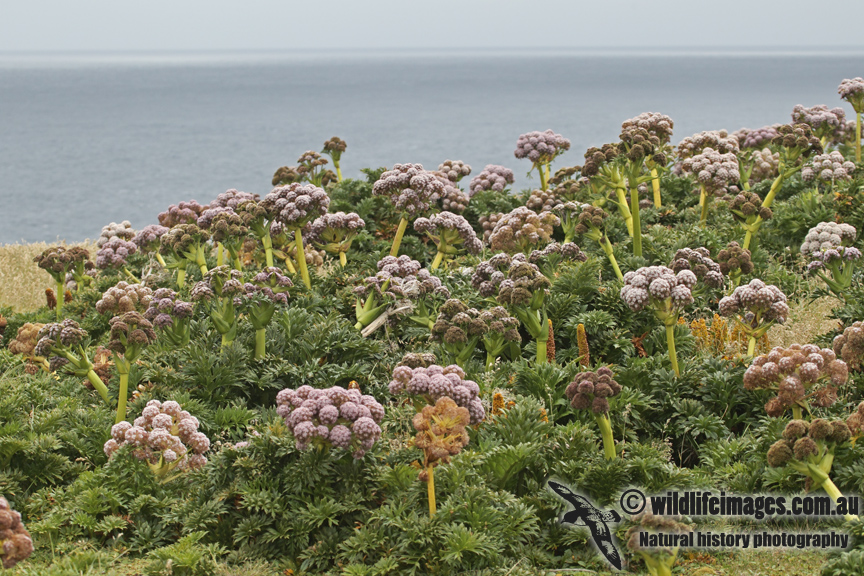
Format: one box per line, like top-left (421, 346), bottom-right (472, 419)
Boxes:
top-left (620, 266), bottom-right (695, 315)
top-left (514, 129), bottom-right (571, 164)
top-left (7, 323), bottom-right (44, 357)
top-left (209, 188), bottom-right (259, 210)
top-left (469, 164), bottom-right (514, 196)
top-left (108, 311), bottom-right (157, 356)
top-left (580, 143), bottom-right (622, 177)
top-left (488, 206), bottom-right (560, 254)
top-left (745, 344), bottom-right (848, 416)
top-left (97, 221), bottom-right (136, 247)
top-left (159, 223), bottom-right (210, 259)
top-left (95, 236), bottom-right (138, 270)
top-left (525, 188), bottom-right (563, 213)
top-left (308, 211), bottom-right (365, 258)
top-left (846, 402), bottom-right (864, 438)
top-left (131, 224), bottom-right (169, 252)
top-left (719, 279), bottom-right (789, 326)
top-left (677, 129), bottom-right (740, 159)
top-left (625, 511), bottom-right (691, 573)
top-left (838, 77), bottom-right (864, 112)
top-left (389, 363), bottom-right (485, 425)
top-left (802, 152), bottom-right (856, 183)
top-left (680, 147), bottom-right (740, 192)
top-left (372, 163), bottom-right (445, 216)
top-left (158, 200), bottom-right (209, 228)
top-left (802, 222), bottom-right (861, 296)
top-left (767, 418), bottom-right (851, 468)
top-left (792, 104), bottom-right (846, 140)
top-left (771, 123), bottom-right (823, 159)
top-left (670, 248), bottom-right (724, 289)
top-left (834, 321), bottom-right (864, 371)
top-left (733, 125), bottom-right (781, 150)
top-left (397, 352), bottom-right (438, 369)
top-left (478, 212), bottom-right (503, 243)
top-left (728, 190), bottom-right (773, 225)
top-left (414, 211), bottom-right (482, 268)
top-left (801, 222), bottom-right (857, 256)
top-left (323, 136), bottom-right (347, 156)
top-left (716, 241), bottom-right (755, 277)
top-left (748, 148), bottom-right (780, 183)
top-left (430, 299), bottom-right (488, 365)
top-left (621, 111), bottom-right (674, 144)
top-left (104, 399), bottom-right (210, 475)
top-left (261, 183), bottom-right (330, 229)
top-left (143, 288), bottom-right (194, 347)
top-left (413, 396), bottom-right (471, 479)
top-left (0, 496), bottom-right (34, 569)
top-left (34, 246), bottom-right (92, 284)
top-left (437, 159), bottom-right (472, 182)
top-left (276, 385), bottom-right (384, 458)
top-left (96, 281), bottom-right (153, 315)
top-left (565, 367), bottom-right (622, 414)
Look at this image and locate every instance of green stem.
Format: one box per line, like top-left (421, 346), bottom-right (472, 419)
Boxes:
top-left (699, 185), bottom-right (710, 225)
top-left (217, 243), bottom-right (224, 266)
top-left (339, 251), bottom-right (347, 267)
top-left (176, 268), bottom-right (186, 289)
top-left (615, 187), bottom-right (634, 236)
top-left (747, 336), bottom-right (756, 357)
top-left (262, 233), bottom-right (274, 268)
top-left (86, 369), bottom-right (110, 405)
top-left (122, 267), bottom-right (139, 283)
top-left (335, 163), bottom-right (343, 182)
top-left (650, 167), bottom-right (661, 207)
top-left (430, 250), bottom-right (445, 270)
top-left (195, 247), bottom-right (208, 275)
top-left (817, 474), bottom-right (859, 521)
top-left (485, 351), bottom-right (496, 371)
top-left (536, 339), bottom-right (547, 365)
top-left (156, 252), bottom-right (167, 267)
top-left (254, 328), bottom-right (266, 360)
top-left (295, 229), bottom-right (311, 289)
top-left (666, 323), bottom-right (680, 377)
top-left (601, 237), bottom-right (624, 281)
top-left (630, 186), bottom-right (642, 257)
top-left (221, 333), bottom-right (233, 349)
top-left (115, 371), bottom-right (129, 425)
top-left (538, 163), bottom-right (548, 191)
top-left (856, 111), bottom-right (861, 164)
top-left (55, 280), bottom-right (64, 319)
top-left (390, 218), bottom-right (409, 257)
top-left (792, 404), bottom-right (803, 421)
top-left (743, 230), bottom-right (753, 252)
top-left (427, 464), bottom-right (436, 516)
top-left (595, 412), bottom-right (616, 460)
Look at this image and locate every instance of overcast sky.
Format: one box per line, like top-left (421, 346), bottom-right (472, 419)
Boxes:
top-left (2, 0), bottom-right (864, 52)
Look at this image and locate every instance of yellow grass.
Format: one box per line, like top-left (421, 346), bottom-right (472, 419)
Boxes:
top-left (0, 241), bottom-right (97, 313)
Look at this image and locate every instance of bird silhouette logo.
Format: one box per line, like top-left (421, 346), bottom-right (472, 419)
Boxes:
top-left (548, 480), bottom-right (623, 570)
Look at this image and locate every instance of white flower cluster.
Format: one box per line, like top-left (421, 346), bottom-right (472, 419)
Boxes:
top-left (373, 163), bottom-right (445, 216)
top-left (677, 130), bottom-right (739, 159)
top-left (389, 363), bottom-right (485, 424)
top-left (800, 222), bottom-right (857, 256)
top-left (802, 151), bottom-right (856, 183)
top-left (680, 147), bottom-right (740, 191)
top-left (469, 164), bottom-right (514, 196)
top-left (620, 266), bottom-right (696, 313)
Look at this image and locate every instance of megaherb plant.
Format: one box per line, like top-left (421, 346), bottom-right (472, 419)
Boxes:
top-left (373, 163), bottom-right (444, 257)
top-left (34, 246), bottom-right (93, 317)
top-left (513, 129), bottom-right (571, 191)
top-left (0, 496), bottom-right (34, 569)
top-left (801, 221), bottom-right (861, 298)
top-left (838, 77), bottom-right (864, 162)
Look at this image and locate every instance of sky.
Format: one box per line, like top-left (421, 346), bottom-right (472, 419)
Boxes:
top-left (2, 0), bottom-right (864, 53)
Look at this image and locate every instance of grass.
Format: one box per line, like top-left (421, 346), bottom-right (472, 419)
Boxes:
top-left (0, 241), bottom-right (97, 313)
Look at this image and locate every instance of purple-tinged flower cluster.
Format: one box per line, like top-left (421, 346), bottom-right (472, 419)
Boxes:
top-left (275, 385), bottom-right (384, 457)
top-left (749, 148), bottom-right (780, 183)
top-left (514, 130), bottom-right (571, 164)
top-left (377, 255), bottom-right (422, 278)
top-left (132, 224), bottom-right (169, 252)
top-left (96, 281), bottom-right (153, 315)
top-left (621, 112), bottom-right (674, 144)
top-left (469, 164), bottom-right (514, 196)
top-left (677, 130), bottom-right (739, 159)
top-left (525, 188), bottom-right (563, 213)
top-left (489, 206), bottom-right (560, 254)
top-left (439, 185), bottom-right (470, 213)
top-left (108, 312), bottom-right (157, 355)
top-left (353, 256), bottom-right (423, 301)
top-left (308, 212), bottom-right (365, 246)
top-left (478, 212), bottom-right (503, 243)
top-left (397, 352), bottom-right (438, 369)
top-left (437, 159), bottom-right (472, 182)
top-left (0, 496), bottom-right (33, 569)
top-left (670, 248), bottom-right (724, 289)
top-left (431, 299), bottom-right (488, 345)
top-left (838, 77), bottom-right (864, 111)
top-left (581, 143), bottom-right (622, 177)
top-left (244, 267), bottom-right (293, 305)
top-left (716, 241), bottom-right (755, 276)
top-left (95, 237), bottom-right (138, 270)
top-left (792, 105), bottom-right (846, 139)
top-left (158, 200), bottom-right (209, 228)
top-left (529, 242), bottom-right (587, 265)
top-left (745, 344), bottom-right (848, 416)
top-left (388, 363), bottom-right (485, 424)
top-left (210, 188), bottom-right (259, 209)
top-left (191, 265), bottom-right (244, 301)
top-left (34, 319), bottom-right (88, 358)
top-left (104, 399), bottom-right (210, 471)
top-left (772, 124), bottom-right (823, 157)
top-left (800, 222), bottom-right (857, 257)
top-left (261, 183), bottom-right (330, 228)
top-left (733, 125), bottom-right (781, 150)
top-left (680, 147), bottom-right (739, 192)
top-left (565, 367), bottom-right (623, 414)
top-left (834, 321), bottom-right (864, 371)
top-left (718, 279), bottom-right (789, 324)
top-left (372, 163), bottom-right (445, 216)
top-left (802, 151), bottom-right (856, 183)
top-left (144, 288), bottom-right (194, 329)
top-left (728, 190), bottom-right (773, 223)
top-left (620, 266), bottom-right (695, 313)
top-left (414, 211), bottom-right (483, 254)
top-left (398, 269), bottom-right (451, 301)
top-left (97, 221), bottom-right (136, 247)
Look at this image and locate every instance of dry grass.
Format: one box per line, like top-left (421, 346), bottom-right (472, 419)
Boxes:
top-left (0, 241), bottom-right (97, 313)
top-left (768, 294), bottom-right (843, 348)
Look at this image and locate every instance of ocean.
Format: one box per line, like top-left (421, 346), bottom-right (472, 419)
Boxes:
top-left (0, 50), bottom-right (861, 244)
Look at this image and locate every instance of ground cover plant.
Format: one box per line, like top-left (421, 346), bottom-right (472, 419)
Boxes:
top-left (1, 87), bottom-right (864, 576)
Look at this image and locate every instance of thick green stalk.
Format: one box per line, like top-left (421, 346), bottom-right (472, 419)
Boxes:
top-left (665, 323), bottom-right (680, 377)
top-left (486, 351), bottom-right (497, 371)
top-left (595, 412), bottom-right (616, 460)
top-left (339, 251), bottom-right (347, 267)
top-left (430, 251), bottom-right (445, 270)
top-left (221, 333), bottom-right (233, 349)
top-left (176, 268), bottom-right (186, 289)
top-left (650, 167), bottom-right (661, 207)
top-left (699, 185), bottom-right (710, 225)
top-left (538, 163), bottom-right (548, 191)
top-left (55, 280), bottom-right (64, 319)
top-left (295, 229), bottom-right (311, 289)
top-left (747, 336), bottom-right (756, 356)
top-left (792, 404), bottom-right (803, 421)
top-left (156, 252), bottom-right (167, 267)
top-left (743, 172), bottom-right (785, 251)
top-left (536, 339), bottom-right (547, 365)
top-left (254, 328), bottom-right (266, 359)
top-left (262, 232), bottom-right (274, 267)
top-left (390, 218), bottom-right (409, 257)
top-left (115, 371), bottom-right (129, 425)
top-left (335, 162), bottom-right (343, 182)
top-left (630, 186), bottom-right (642, 257)
top-left (427, 464), bottom-right (436, 516)
top-left (601, 237), bottom-right (624, 281)
top-left (217, 243), bottom-right (224, 266)
top-left (615, 187), bottom-right (634, 236)
top-left (86, 369), bottom-right (110, 404)
top-left (856, 111), bottom-right (861, 164)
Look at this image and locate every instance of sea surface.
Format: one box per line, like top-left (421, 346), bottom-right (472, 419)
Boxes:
top-left (1, 49), bottom-right (861, 244)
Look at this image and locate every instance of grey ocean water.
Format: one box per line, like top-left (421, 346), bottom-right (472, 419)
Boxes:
top-left (0, 50), bottom-right (861, 244)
